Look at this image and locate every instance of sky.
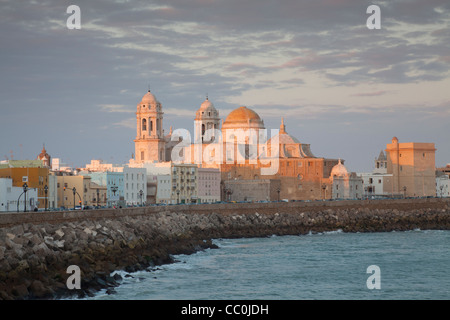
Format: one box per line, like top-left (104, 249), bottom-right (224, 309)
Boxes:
top-left (0, 0), bottom-right (449, 172)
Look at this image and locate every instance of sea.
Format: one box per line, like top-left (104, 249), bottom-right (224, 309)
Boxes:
top-left (85, 229), bottom-right (450, 300)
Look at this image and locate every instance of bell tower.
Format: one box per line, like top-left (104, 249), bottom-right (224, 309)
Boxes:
top-left (134, 90), bottom-right (166, 163)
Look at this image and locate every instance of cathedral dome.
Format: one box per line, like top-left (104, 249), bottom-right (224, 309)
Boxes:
top-left (222, 106), bottom-right (264, 130)
top-left (140, 90), bottom-right (159, 105)
top-left (195, 97), bottom-right (219, 120)
top-left (331, 159), bottom-right (348, 177)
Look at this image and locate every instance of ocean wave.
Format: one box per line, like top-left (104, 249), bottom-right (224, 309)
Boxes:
top-left (306, 229), bottom-right (344, 236)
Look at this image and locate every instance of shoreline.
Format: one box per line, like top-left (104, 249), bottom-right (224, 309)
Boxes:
top-left (0, 199), bottom-right (449, 300)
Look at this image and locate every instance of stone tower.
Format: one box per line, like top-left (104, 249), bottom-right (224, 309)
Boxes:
top-left (134, 90), bottom-right (166, 163)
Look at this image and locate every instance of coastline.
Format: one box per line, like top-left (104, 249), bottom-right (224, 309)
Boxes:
top-left (0, 199), bottom-right (449, 300)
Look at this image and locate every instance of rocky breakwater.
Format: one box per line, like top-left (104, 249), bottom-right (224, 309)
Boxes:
top-left (0, 212), bottom-right (217, 300)
top-left (1, 204), bottom-right (449, 300)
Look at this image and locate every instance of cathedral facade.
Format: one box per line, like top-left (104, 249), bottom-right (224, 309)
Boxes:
top-left (132, 90), bottom-right (342, 200)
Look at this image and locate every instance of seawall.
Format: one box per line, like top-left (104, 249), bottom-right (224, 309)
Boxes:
top-left (1, 198), bottom-right (449, 300)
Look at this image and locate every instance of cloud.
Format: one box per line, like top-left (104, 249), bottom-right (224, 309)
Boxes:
top-left (99, 104), bottom-right (133, 113)
top-left (351, 91), bottom-right (389, 97)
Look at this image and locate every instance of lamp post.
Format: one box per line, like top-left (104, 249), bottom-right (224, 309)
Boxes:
top-left (111, 184), bottom-right (118, 207)
top-left (72, 187), bottom-right (77, 209)
top-left (403, 186), bottom-right (407, 198)
top-left (321, 184), bottom-right (327, 200)
top-left (440, 185), bottom-right (444, 198)
top-left (44, 185), bottom-right (48, 211)
top-left (139, 190), bottom-right (143, 206)
top-left (97, 188), bottom-right (100, 208)
top-left (176, 190), bottom-right (180, 204)
top-left (277, 187), bottom-right (281, 202)
top-left (23, 183), bottom-right (28, 212)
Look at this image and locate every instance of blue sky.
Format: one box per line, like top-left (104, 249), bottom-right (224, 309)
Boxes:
top-left (1, 0), bottom-right (449, 172)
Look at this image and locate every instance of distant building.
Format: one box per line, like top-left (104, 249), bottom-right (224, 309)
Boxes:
top-left (0, 163), bottom-right (50, 209)
top-left (123, 167), bottom-right (147, 205)
top-left (329, 160), bottom-right (363, 200)
top-left (197, 167), bottom-right (221, 203)
top-left (436, 164), bottom-right (450, 179)
top-left (156, 174), bottom-right (171, 204)
top-left (222, 179), bottom-right (281, 202)
top-left (36, 145), bottom-right (52, 169)
top-left (385, 137), bottom-right (436, 197)
top-left (0, 178), bottom-right (38, 212)
top-left (436, 173), bottom-right (450, 198)
top-left (171, 164), bottom-right (198, 204)
top-left (359, 151), bottom-right (393, 198)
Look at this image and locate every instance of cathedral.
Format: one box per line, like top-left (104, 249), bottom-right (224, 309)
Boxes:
top-left (132, 90), bottom-right (343, 200)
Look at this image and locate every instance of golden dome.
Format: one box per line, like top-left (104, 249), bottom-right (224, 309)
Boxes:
top-left (222, 106), bottom-right (264, 130)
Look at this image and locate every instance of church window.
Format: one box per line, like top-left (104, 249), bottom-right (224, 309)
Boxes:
top-left (142, 119), bottom-right (147, 131)
top-left (141, 151), bottom-right (145, 161)
top-left (150, 120), bottom-right (153, 132)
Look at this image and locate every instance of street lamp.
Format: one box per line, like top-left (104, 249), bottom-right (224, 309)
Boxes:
top-left (17, 183), bottom-right (29, 212)
top-left (139, 190), bottom-right (143, 206)
top-left (72, 187), bottom-right (77, 209)
top-left (403, 186), bottom-right (407, 198)
top-left (176, 189), bottom-right (180, 204)
top-left (277, 187), bottom-right (281, 202)
top-left (23, 183), bottom-right (28, 212)
top-left (440, 185), bottom-right (444, 198)
top-left (97, 188), bottom-right (100, 208)
top-left (111, 184), bottom-right (118, 208)
top-left (44, 185), bottom-right (48, 211)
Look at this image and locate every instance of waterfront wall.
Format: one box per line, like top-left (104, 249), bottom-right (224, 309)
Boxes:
top-left (0, 198), bottom-right (449, 300)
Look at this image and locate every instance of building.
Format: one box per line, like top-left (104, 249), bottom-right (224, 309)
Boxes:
top-left (359, 151), bottom-right (393, 198)
top-left (123, 167), bottom-right (147, 206)
top-left (37, 145), bottom-right (51, 168)
top-left (385, 137), bottom-right (436, 197)
top-left (0, 178), bottom-right (38, 212)
top-left (83, 159), bottom-right (123, 172)
top-left (156, 174), bottom-right (171, 204)
top-left (436, 164), bottom-right (450, 179)
top-left (218, 113), bottom-right (340, 201)
top-left (197, 167), bottom-right (221, 203)
top-left (0, 161), bottom-right (50, 209)
top-left (128, 90), bottom-right (344, 201)
top-left (222, 179), bottom-right (281, 202)
top-left (171, 164), bottom-right (198, 204)
top-left (436, 173), bottom-right (450, 198)
top-left (134, 90), bottom-right (168, 163)
top-left (329, 160), bottom-right (363, 200)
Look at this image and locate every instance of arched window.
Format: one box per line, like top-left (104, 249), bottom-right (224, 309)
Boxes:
top-left (202, 124), bottom-right (206, 135)
top-left (142, 119), bottom-right (147, 131)
top-left (150, 120), bottom-right (153, 132)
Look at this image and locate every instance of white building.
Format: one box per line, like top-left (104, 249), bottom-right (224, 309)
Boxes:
top-left (358, 151), bottom-right (393, 198)
top-left (330, 160), bottom-right (363, 200)
top-left (123, 167), bottom-right (147, 205)
top-left (47, 173), bottom-right (58, 210)
top-left (0, 178), bottom-right (38, 212)
top-left (156, 174), bottom-right (172, 204)
top-left (436, 174), bottom-right (450, 198)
